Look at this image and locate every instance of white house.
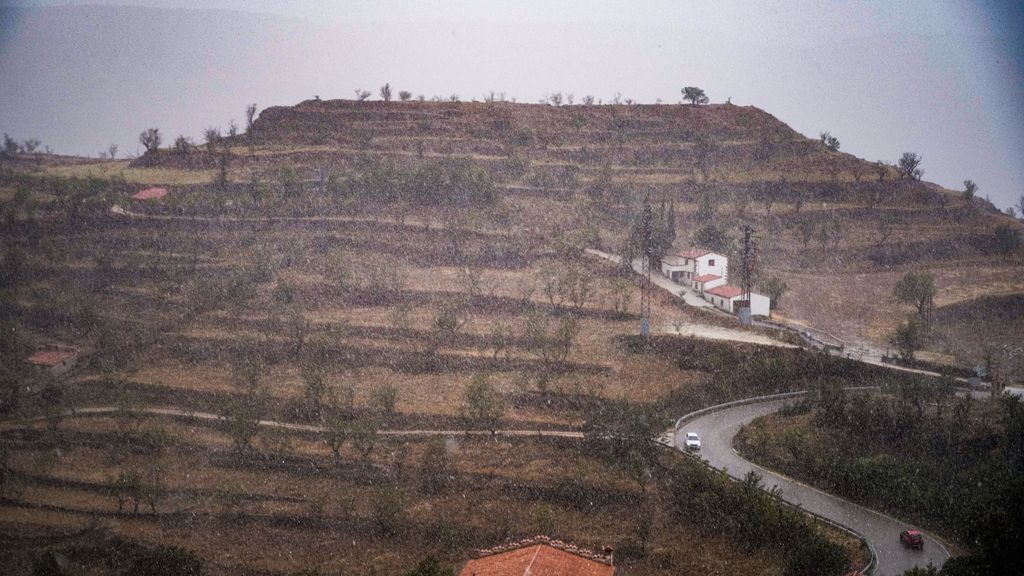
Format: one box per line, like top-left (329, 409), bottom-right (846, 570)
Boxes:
top-left (660, 248), bottom-right (728, 285)
top-left (704, 285), bottom-right (772, 317)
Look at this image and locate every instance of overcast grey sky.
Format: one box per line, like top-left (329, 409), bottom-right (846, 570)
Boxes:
top-left (2, 0), bottom-right (1022, 208)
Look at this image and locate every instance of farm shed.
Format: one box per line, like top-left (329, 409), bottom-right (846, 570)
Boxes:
top-left (704, 284), bottom-right (771, 317)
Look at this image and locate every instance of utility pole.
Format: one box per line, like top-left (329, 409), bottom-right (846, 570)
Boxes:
top-left (739, 224), bottom-right (757, 325)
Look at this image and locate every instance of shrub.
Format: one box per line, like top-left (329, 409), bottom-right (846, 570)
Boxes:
top-left (418, 437), bottom-right (452, 495)
top-left (31, 550), bottom-right (64, 576)
top-left (994, 223), bottom-right (1021, 255)
top-left (131, 545), bottom-right (204, 576)
top-left (371, 383), bottom-right (399, 420)
top-left (460, 373), bottom-right (503, 429)
top-left (784, 536), bottom-right (848, 576)
top-left (405, 556), bottom-right (454, 576)
top-left (371, 485), bottom-right (404, 536)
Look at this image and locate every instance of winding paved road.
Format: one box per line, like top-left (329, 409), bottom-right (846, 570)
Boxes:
top-left (6, 401), bottom-right (955, 575)
top-left (675, 398), bottom-right (950, 576)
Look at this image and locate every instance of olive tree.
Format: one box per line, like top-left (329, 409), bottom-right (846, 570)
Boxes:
top-left (139, 128), bottom-right (162, 154)
top-left (2, 133), bottom-right (19, 156)
top-left (522, 312), bottom-right (579, 373)
top-left (380, 83), bottom-right (392, 102)
top-left (351, 416), bottom-right (378, 461)
top-left (371, 485), bottom-right (404, 536)
top-left (371, 383), bottom-right (399, 421)
top-left (893, 271), bottom-right (936, 322)
top-left (761, 276), bottom-right (788, 310)
top-left (562, 265), bottom-right (594, 313)
top-left (223, 354), bottom-right (267, 453)
top-left (323, 408), bottom-right (349, 461)
top-left (896, 152), bottom-right (923, 180)
top-left (682, 86), bottom-right (709, 106)
top-left (418, 437), bottom-right (452, 494)
top-left (489, 321), bottom-right (512, 361)
top-left (245, 103), bottom-right (258, 135)
top-left (203, 127), bottom-right (221, 152)
top-left (890, 316), bottom-right (924, 362)
top-left (962, 179), bottom-right (978, 209)
top-left (819, 131), bottom-right (840, 152)
top-left (607, 277), bottom-right (633, 317)
top-left (460, 372), bottom-right (503, 430)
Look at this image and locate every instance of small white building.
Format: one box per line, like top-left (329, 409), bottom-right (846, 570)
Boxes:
top-left (693, 273), bottom-right (727, 293)
top-left (660, 248), bottom-right (728, 285)
top-left (704, 284), bottom-right (772, 318)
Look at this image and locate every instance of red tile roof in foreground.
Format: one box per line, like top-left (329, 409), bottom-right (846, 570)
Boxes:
top-left (693, 274), bottom-right (721, 283)
top-left (705, 284), bottom-right (744, 299)
top-left (131, 187), bottom-right (169, 200)
top-left (26, 350), bottom-right (76, 367)
top-left (677, 248), bottom-right (712, 259)
top-left (460, 542), bottom-right (613, 576)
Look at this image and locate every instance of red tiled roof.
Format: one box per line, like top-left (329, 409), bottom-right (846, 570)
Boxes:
top-left (459, 544), bottom-right (614, 576)
top-left (706, 284), bottom-right (744, 299)
top-left (26, 350), bottom-right (76, 367)
top-left (678, 248), bottom-right (711, 259)
top-left (694, 274), bottom-right (721, 283)
top-left (131, 187), bottom-right (169, 200)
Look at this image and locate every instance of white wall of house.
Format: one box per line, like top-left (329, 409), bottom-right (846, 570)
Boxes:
top-left (660, 261), bottom-right (692, 283)
top-left (705, 291), bottom-right (771, 317)
top-left (695, 253), bottom-right (727, 281)
top-left (748, 293), bottom-right (771, 317)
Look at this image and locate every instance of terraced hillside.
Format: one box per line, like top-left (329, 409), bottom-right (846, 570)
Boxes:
top-left (1, 162), bottom-right (883, 574)
top-left (3, 96), bottom-right (1019, 574)
top-left (31, 98), bottom-right (1024, 365)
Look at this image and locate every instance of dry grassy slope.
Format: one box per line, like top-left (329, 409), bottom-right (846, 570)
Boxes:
top-left (20, 99), bottom-right (1021, 361)
top-left (244, 100), bottom-right (1020, 356)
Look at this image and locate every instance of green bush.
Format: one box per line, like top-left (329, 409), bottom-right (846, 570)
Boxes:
top-left (31, 551), bottom-right (65, 576)
top-left (784, 536), bottom-right (848, 576)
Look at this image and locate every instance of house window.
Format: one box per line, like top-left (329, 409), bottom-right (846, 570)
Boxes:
top-left (708, 259), bottom-right (715, 266)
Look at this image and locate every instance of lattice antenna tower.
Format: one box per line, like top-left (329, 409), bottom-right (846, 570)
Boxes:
top-left (741, 224), bottom-right (756, 303)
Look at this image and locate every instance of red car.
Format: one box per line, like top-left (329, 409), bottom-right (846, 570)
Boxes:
top-left (900, 530), bottom-right (924, 550)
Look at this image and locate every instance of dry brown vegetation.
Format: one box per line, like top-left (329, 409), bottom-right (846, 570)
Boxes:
top-left (1, 97), bottom-right (1020, 574)
top-left (9, 98), bottom-right (1021, 362)
top-left (1, 411), bottom-right (870, 575)
top-left (0, 192), bottom-right (864, 573)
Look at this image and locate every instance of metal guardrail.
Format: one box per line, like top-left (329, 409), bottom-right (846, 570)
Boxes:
top-left (668, 388), bottom-right (883, 575)
top-left (672, 386), bottom-right (881, 429)
top-left (755, 319), bottom-right (847, 351)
